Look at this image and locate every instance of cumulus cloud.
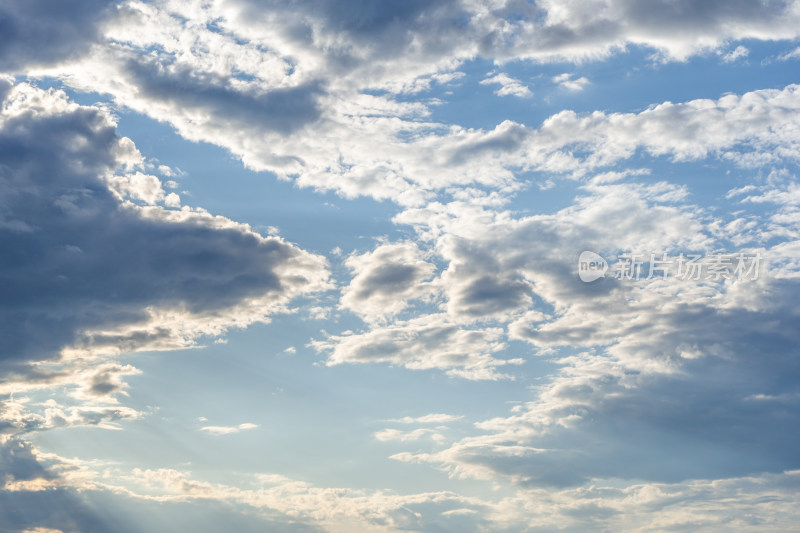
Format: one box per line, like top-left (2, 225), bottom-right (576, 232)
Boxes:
top-left (340, 241), bottom-right (437, 321)
top-left (0, 0), bottom-right (117, 72)
top-left (18, 1), bottom-right (799, 207)
top-left (0, 81), bottom-right (329, 369)
top-left (0, 81), bottom-right (329, 449)
top-left (200, 0), bottom-right (800, 79)
top-left (0, 440), bottom-right (120, 532)
top-left (382, 177), bottom-right (800, 487)
top-left (3, 2), bottom-right (800, 531)
top-left (0, 76), bottom-right (332, 531)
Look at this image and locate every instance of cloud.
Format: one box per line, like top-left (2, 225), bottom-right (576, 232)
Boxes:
top-left (0, 0), bottom-right (117, 72)
top-left (382, 177), bottom-right (800, 487)
top-left (200, 423), bottom-right (259, 436)
top-left (388, 414), bottom-right (463, 424)
top-left (0, 440), bottom-right (122, 533)
top-left (311, 314), bottom-right (522, 380)
top-left (778, 45), bottom-right (800, 61)
top-left (552, 73), bottom-right (590, 91)
top-left (0, 81), bottom-right (329, 448)
top-left (375, 428), bottom-right (446, 443)
top-left (3, 3), bottom-right (800, 531)
top-left (209, 0), bottom-right (800, 75)
top-left (480, 73), bottom-right (532, 98)
top-left (0, 81), bottom-right (329, 369)
top-left (23, 2), bottom-right (800, 207)
top-left (721, 45), bottom-right (749, 63)
top-left (340, 241), bottom-right (437, 321)
top-left (9, 439), bottom-right (800, 532)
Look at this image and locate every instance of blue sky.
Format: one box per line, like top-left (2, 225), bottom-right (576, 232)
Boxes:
top-left (2, 1), bottom-right (800, 531)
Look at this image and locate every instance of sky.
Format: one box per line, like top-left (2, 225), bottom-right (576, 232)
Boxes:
top-left (1, 1), bottom-right (800, 532)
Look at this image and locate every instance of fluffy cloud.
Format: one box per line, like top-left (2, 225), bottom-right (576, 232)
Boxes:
top-left (200, 0), bottom-right (800, 79)
top-left (0, 81), bottom-right (329, 368)
top-left (0, 0), bottom-right (117, 72)
top-left (311, 314), bottom-right (522, 380)
top-left (0, 81), bottom-right (329, 447)
top-left (0, 74), bottom-right (332, 531)
top-left (340, 241), bottom-right (436, 321)
top-left (19, 1), bottom-right (799, 207)
top-left (381, 177), bottom-right (800, 487)
top-left (4, 2), bottom-right (800, 531)
top-left (0, 440), bottom-right (119, 532)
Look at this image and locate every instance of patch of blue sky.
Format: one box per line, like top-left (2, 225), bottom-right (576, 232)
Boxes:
top-left (424, 40), bottom-right (800, 131)
top-left (29, 309), bottom-right (547, 496)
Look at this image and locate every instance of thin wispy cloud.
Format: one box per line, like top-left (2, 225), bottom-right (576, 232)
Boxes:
top-left (201, 423), bottom-right (259, 436)
top-left (387, 414), bottom-right (464, 424)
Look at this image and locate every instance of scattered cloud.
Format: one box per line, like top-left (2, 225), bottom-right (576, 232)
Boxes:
top-left (480, 73), bottom-right (533, 98)
top-left (3, 1), bottom-right (800, 532)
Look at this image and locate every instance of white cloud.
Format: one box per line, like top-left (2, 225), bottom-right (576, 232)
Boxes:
top-left (388, 414), bottom-right (463, 424)
top-left (200, 423), bottom-right (258, 436)
top-left (375, 428), bottom-right (446, 443)
top-left (479, 73), bottom-right (533, 98)
top-left (552, 73), bottom-right (590, 91)
top-left (778, 45), bottom-right (800, 61)
top-left (311, 314), bottom-right (522, 380)
top-left (20, 1), bottom-right (800, 209)
top-left (721, 45), bottom-right (750, 63)
top-left (106, 172), bottom-right (166, 205)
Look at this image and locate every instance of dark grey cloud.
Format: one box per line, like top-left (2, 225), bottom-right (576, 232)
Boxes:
top-left (0, 439), bottom-right (328, 533)
top-left (340, 242), bottom-right (435, 320)
top-left (222, 0), bottom-right (800, 72)
top-left (0, 81), bottom-right (328, 368)
top-left (0, 440), bottom-right (123, 533)
top-left (222, 0), bottom-right (467, 67)
top-left (0, 0), bottom-right (118, 72)
top-left (349, 263), bottom-right (423, 299)
top-left (440, 277), bottom-right (800, 486)
top-left (121, 56), bottom-right (324, 135)
top-left (386, 182), bottom-right (800, 488)
top-left (618, 0), bottom-right (783, 30)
